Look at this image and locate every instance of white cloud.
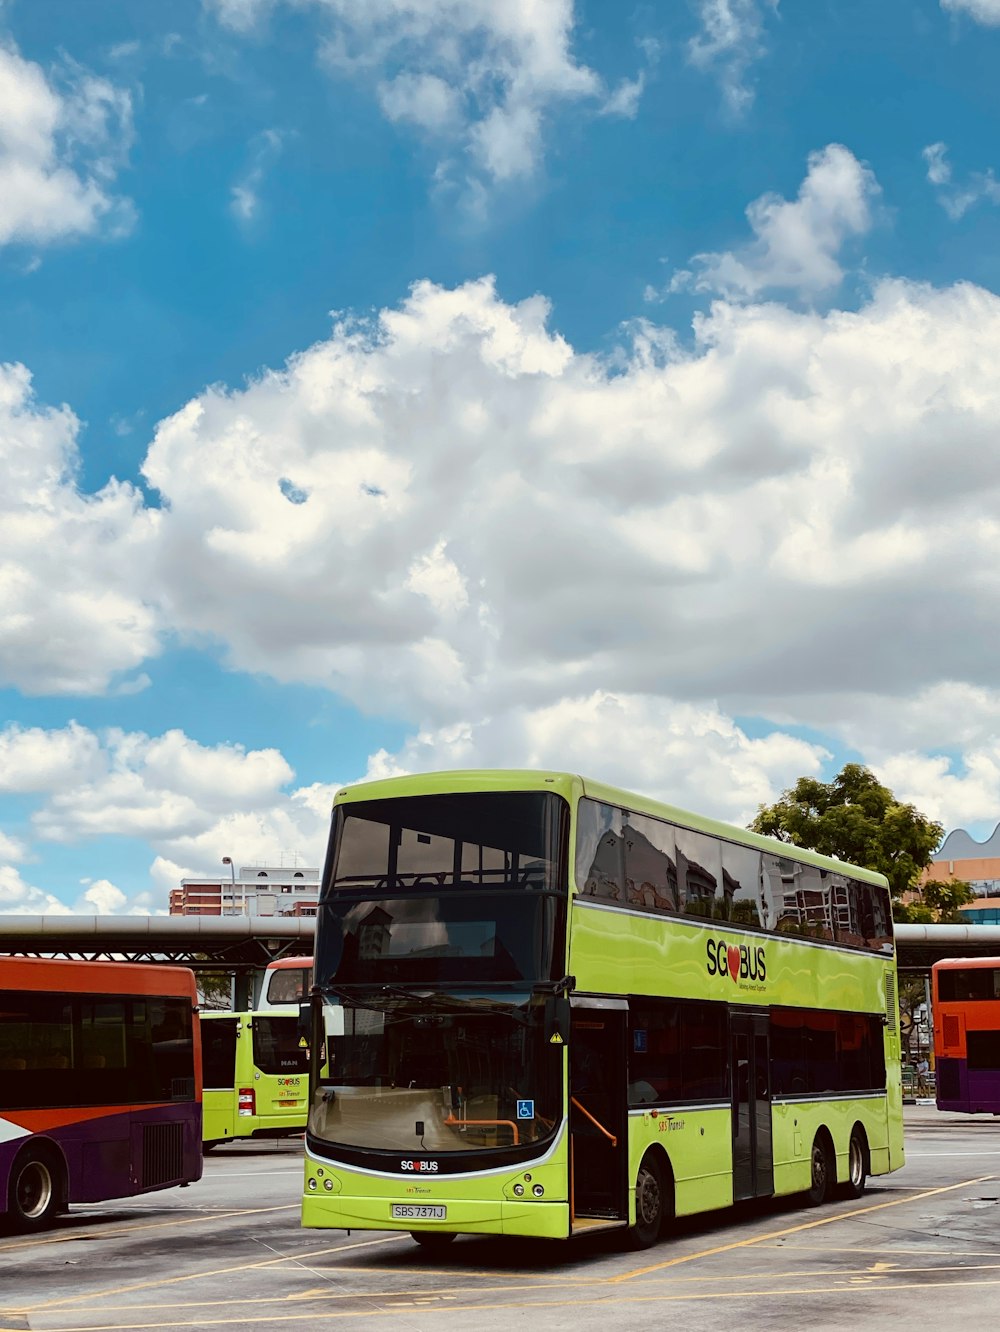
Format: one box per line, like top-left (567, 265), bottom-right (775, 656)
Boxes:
top-left (230, 128), bottom-right (285, 223)
top-left (685, 144), bottom-right (879, 298)
top-left (0, 831), bottom-right (26, 861)
top-left (0, 722), bottom-right (336, 908)
top-left (0, 865), bottom-right (73, 914)
top-left (923, 141), bottom-right (1000, 220)
top-left (32, 728), bottom-right (294, 844)
top-left (208, 0), bottom-right (639, 186)
top-left (875, 750), bottom-right (1000, 833)
top-left (129, 268), bottom-right (1000, 758)
top-left (687, 0), bottom-right (774, 115)
top-left (0, 362), bottom-right (159, 695)
top-left (0, 722), bottom-right (103, 792)
top-left (366, 691), bottom-right (828, 826)
top-left (0, 42), bottom-right (134, 247)
top-left (941, 0), bottom-right (1000, 22)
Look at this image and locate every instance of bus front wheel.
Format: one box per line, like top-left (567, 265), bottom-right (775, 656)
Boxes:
top-left (806, 1135), bottom-right (833, 1207)
top-left (8, 1148), bottom-right (63, 1233)
top-left (628, 1153), bottom-right (668, 1249)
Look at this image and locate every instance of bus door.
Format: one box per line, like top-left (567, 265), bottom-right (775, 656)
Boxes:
top-left (730, 1009), bottom-right (773, 1201)
top-left (569, 1001), bottom-right (627, 1223)
top-left (201, 1015), bottom-right (240, 1147)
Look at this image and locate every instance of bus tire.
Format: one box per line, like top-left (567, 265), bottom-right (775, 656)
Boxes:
top-left (8, 1146), bottom-right (63, 1234)
top-left (410, 1230), bottom-right (457, 1252)
top-left (841, 1127), bottom-right (868, 1199)
top-left (628, 1151), bottom-right (669, 1249)
top-left (805, 1133), bottom-right (833, 1207)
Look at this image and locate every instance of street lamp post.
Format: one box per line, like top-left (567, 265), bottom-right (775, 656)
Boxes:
top-left (222, 857), bottom-right (236, 916)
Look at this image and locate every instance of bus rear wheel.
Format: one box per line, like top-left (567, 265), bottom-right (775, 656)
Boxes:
top-left (806, 1135), bottom-right (833, 1207)
top-left (841, 1129), bottom-right (868, 1199)
top-left (8, 1149), bottom-right (62, 1233)
top-left (410, 1231), bottom-right (457, 1252)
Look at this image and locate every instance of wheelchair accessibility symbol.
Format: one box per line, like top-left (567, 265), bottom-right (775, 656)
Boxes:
top-left (516, 1099), bottom-right (535, 1120)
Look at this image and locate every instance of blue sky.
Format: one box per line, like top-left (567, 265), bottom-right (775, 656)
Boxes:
top-left (3, 0), bottom-right (1000, 913)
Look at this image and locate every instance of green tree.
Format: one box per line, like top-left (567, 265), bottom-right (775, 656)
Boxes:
top-left (919, 877), bottom-right (975, 923)
top-left (749, 763), bottom-right (944, 903)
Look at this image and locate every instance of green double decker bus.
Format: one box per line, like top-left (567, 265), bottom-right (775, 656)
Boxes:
top-left (301, 771), bottom-right (903, 1249)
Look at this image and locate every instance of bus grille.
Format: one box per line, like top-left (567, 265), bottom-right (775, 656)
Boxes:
top-left (141, 1122), bottom-right (184, 1189)
top-left (884, 970), bottom-right (897, 1033)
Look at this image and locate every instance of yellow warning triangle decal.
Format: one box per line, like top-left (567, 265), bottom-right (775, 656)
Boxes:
top-left (549, 1032), bottom-right (564, 1044)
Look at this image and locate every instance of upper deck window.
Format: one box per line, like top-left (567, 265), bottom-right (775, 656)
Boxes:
top-left (327, 791), bottom-right (569, 896)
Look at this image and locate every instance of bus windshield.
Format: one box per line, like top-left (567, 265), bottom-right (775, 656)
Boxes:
top-left (327, 791), bottom-right (568, 895)
top-left (309, 995), bottom-right (559, 1158)
top-left (318, 791), bottom-right (569, 988)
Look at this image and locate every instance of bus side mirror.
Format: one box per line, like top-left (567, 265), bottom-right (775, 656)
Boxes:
top-left (297, 1000), bottom-right (311, 1049)
top-left (545, 997), bottom-right (570, 1047)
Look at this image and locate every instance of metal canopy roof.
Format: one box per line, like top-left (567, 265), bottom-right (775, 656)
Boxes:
top-left (0, 917), bottom-right (998, 974)
top-left (0, 914), bottom-right (316, 973)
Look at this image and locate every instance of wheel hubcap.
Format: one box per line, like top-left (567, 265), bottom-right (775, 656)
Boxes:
top-left (637, 1169), bottom-right (660, 1227)
top-left (16, 1162), bottom-right (52, 1220)
top-left (850, 1140), bottom-right (863, 1185)
top-left (812, 1146), bottom-right (826, 1191)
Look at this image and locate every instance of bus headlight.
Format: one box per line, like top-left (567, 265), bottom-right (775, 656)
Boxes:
top-left (307, 1177), bottom-right (317, 1191)
top-left (512, 1183), bottom-right (524, 1197)
top-left (323, 1178), bottom-right (334, 1191)
top-left (532, 1184), bottom-right (544, 1197)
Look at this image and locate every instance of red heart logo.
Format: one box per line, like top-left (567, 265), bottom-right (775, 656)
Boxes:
top-left (727, 945), bottom-right (741, 984)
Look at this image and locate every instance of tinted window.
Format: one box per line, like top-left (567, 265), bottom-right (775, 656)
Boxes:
top-left (0, 990), bottom-right (195, 1110)
top-left (202, 1018), bottom-right (238, 1088)
top-left (967, 1031), bottom-right (1000, 1069)
top-left (624, 814), bottom-right (678, 911)
top-left (266, 966), bottom-right (311, 1006)
top-left (574, 805), bottom-right (892, 955)
top-left (330, 792), bottom-right (568, 894)
top-left (253, 1016), bottom-right (309, 1075)
top-left (770, 1007), bottom-right (885, 1095)
top-left (938, 968), bottom-right (1000, 1002)
top-left (675, 829), bottom-right (721, 919)
top-left (576, 800), bottom-right (625, 902)
top-left (628, 999), bottom-right (728, 1105)
top-left (721, 842), bottom-right (763, 929)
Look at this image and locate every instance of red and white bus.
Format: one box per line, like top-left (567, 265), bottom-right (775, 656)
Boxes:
top-left (258, 955), bottom-right (313, 1012)
top-left (0, 957), bottom-right (203, 1232)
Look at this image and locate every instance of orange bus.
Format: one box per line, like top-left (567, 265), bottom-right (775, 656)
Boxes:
top-left (932, 957), bottom-right (1000, 1114)
top-left (0, 957), bottom-right (202, 1232)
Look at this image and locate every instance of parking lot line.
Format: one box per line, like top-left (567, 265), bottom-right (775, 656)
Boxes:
top-left (0, 1205), bottom-right (299, 1255)
top-left (612, 1174), bottom-right (996, 1283)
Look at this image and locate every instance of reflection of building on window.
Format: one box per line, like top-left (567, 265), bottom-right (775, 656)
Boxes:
top-left (358, 905), bottom-right (393, 959)
top-left (584, 831), bottom-right (623, 900)
top-left (624, 825), bottom-right (678, 911)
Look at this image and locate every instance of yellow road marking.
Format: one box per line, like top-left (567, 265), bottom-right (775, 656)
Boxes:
top-left (0, 1204), bottom-right (298, 1254)
top-left (614, 1174), bottom-right (996, 1283)
top-left (15, 1260), bottom-right (1000, 1319)
top-left (13, 1276), bottom-right (1000, 1330)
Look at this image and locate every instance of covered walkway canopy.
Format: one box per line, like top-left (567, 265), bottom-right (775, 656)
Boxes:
top-left (0, 914), bottom-right (317, 1007)
top-left (2, 917), bottom-right (1000, 988)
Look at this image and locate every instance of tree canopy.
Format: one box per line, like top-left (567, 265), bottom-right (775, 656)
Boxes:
top-left (749, 763), bottom-right (944, 902)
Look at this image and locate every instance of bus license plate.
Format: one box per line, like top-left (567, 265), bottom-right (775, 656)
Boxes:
top-left (391, 1204), bottom-right (447, 1220)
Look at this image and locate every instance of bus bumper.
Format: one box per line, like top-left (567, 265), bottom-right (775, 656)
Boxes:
top-left (302, 1192), bottom-right (570, 1240)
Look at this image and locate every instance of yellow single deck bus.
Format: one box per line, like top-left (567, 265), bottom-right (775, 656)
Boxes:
top-left (201, 1011), bottom-right (308, 1150)
top-left (301, 771), bottom-right (903, 1249)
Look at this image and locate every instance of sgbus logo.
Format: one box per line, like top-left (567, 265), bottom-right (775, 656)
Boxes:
top-left (706, 938), bottom-right (766, 984)
top-left (400, 1159), bottom-right (439, 1172)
